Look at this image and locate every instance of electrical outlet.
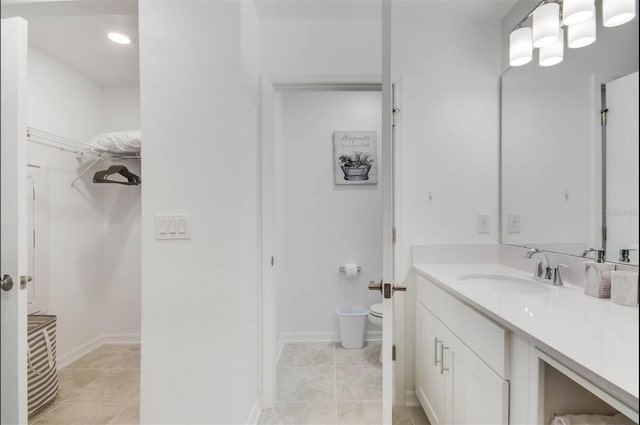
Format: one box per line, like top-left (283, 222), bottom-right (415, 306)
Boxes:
top-left (507, 214), bottom-right (521, 234)
top-left (476, 214), bottom-right (490, 234)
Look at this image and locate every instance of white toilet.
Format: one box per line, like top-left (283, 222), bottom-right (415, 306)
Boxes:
top-left (368, 303), bottom-right (383, 363)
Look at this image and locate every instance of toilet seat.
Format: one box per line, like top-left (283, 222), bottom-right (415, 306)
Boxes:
top-left (369, 303), bottom-right (383, 318)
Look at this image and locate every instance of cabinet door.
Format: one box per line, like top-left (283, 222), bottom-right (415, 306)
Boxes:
top-left (416, 302), bottom-right (446, 425)
top-left (444, 329), bottom-right (509, 425)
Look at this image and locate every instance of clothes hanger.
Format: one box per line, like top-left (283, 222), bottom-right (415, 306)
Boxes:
top-left (93, 165), bottom-right (140, 186)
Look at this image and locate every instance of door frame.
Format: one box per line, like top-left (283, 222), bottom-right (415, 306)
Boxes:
top-left (258, 74), bottom-right (395, 411)
top-left (27, 162), bottom-right (50, 315)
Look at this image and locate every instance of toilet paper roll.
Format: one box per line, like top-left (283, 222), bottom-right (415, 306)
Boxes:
top-left (344, 264), bottom-right (359, 279)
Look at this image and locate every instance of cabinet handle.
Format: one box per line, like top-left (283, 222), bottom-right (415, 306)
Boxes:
top-left (434, 338), bottom-right (442, 366)
top-left (440, 345), bottom-right (450, 375)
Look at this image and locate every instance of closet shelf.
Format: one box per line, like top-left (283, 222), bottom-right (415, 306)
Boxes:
top-left (26, 127), bottom-right (141, 160)
top-left (26, 127), bottom-right (141, 188)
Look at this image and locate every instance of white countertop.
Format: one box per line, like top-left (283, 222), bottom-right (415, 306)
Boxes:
top-left (413, 263), bottom-right (639, 407)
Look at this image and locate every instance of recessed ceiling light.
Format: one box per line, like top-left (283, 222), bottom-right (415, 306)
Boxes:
top-left (107, 32), bottom-right (131, 45)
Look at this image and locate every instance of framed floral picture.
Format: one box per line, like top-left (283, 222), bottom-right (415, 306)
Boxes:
top-left (333, 131), bottom-right (378, 185)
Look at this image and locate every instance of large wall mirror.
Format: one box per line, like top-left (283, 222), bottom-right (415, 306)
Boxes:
top-left (501, 5), bottom-right (639, 265)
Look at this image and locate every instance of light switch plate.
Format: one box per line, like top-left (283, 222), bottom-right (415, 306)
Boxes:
top-left (507, 214), bottom-right (521, 234)
top-left (476, 214), bottom-right (490, 234)
top-left (155, 214), bottom-right (191, 240)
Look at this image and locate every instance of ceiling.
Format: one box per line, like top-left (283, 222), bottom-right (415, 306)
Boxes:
top-left (254, 0), bottom-right (382, 20)
top-left (1, 1), bottom-right (139, 87)
top-left (1, 0), bottom-right (518, 86)
top-left (254, 0), bottom-right (519, 21)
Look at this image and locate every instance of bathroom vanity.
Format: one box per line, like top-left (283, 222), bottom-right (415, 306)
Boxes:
top-left (412, 263), bottom-right (639, 425)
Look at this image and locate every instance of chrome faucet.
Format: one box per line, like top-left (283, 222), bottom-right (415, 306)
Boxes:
top-left (619, 248), bottom-right (637, 263)
top-left (583, 248), bottom-right (606, 263)
top-left (524, 248), bottom-right (552, 281)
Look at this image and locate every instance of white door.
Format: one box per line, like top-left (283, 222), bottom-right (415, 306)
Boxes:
top-left (380, 5), bottom-right (398, 420)
top-left (415, 303), bottom-right (446, 424)
top-left (444, 330), bottom-right (509, 425)
top-left (1, 16), bottom-right (29, 425)
top-left (605, 72), bottom-right (639, 263)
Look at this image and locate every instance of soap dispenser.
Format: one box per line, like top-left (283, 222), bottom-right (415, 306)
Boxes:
top-left (583, 249), bottom-right (613, 298)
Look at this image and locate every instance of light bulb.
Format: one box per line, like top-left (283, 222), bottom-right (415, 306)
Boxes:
top-left (603, 0), bottom-right (636, 27)
top-left (540, 28), bottom-right (564, 66)
top-left (510, 27), bottom-right (533, 66)
top-left (533, 2), bottom-right (560, 48)
top-left (107, 32), bottom-right (131, 45)
top-left (563, 0), bottom-right (595, 26)
top-left (568, 9), bottom-right (596, 48)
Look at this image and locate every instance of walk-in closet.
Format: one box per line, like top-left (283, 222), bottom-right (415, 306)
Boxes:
top-left (2, 2), bottom-right (142, 423)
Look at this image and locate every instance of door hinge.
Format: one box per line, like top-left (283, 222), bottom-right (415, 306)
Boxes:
top-left (271, 256), bottom-right (275, 267)
top-left (392, 108), bottom-right (400, 127)
top-left (392, 227), bottom-right (396, 244)
top-left (33, 229), bottom-right (36, 247)
top-left (601, 108), bottom-right (609, 126)
top-left (33, 187), bottom-right (35, 200)
top-left (602, 226), bottom-right (607, 242)
top-left (392, 344), bottom-right (396, 361)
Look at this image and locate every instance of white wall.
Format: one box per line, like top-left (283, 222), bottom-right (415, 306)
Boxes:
top-left (138, 1), bottom-right (260, 423)
top-left (27, 46), bottom-right (141, 360)
top-left (392, 2), bottom-right (503, 280)
top-left (100, 87), bottom-right (141, 132)
top-left (100, 86), bottom-right (141, 339)
top-left (27, 46), bottom-right (106, 359)
top-left (275, 90), bottom-right (383, 342)
top-left (27, 46), bottom-right (101, 142)
top-left (260, 16), bottom-right (381, 77)
top-left (390, 1), bottom-right (503, 402)
top-left (100, 85), bottom-right (142, 338)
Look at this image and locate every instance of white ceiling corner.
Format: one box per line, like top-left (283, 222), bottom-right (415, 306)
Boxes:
top-left (1, 0), bottom-right (139, 87)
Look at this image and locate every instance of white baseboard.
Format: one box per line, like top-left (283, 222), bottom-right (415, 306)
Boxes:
top-left (57, 333), bottom-right (141, 369)
top-left (280, 331), bottom-right (382, 343)
top-left (404, 390), bottom-right (420, 407)
top-left (246, 396), bottom-right (262, 425)
top-left (103, 333), bottom-right (141, 345)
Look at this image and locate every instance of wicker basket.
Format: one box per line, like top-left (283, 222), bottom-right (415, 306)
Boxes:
top-left (27, 315), bottom-right (59, 417)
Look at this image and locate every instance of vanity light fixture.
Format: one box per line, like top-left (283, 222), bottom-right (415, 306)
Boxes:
top-left (107, 32), bottom-right (131, 45)
top-left (533, 2), bottom-right (561, 47)
top-left (568, 7), bottom-right (597, 48)
top-left (508, 0), bottom-right (636, 68)
top-left (603, 0), bottom-right (636, 27)
top-left (563, 0), bottom-right (594, 26)
top-left (510, 27), bottom-right (534, 66)
top-left (540, 28), bottom-right (565, 66)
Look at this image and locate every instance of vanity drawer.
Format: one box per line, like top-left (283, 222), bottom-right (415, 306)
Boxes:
top-left (445, 296), bottom-right (510, 379)
top-left (416, 274), bottom-right (447, 319)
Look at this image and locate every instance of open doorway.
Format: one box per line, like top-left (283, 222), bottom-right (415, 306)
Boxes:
top-left (1, 2), bottom-right (142, 423)
top-left (260, 81), bottom-right (406, 424)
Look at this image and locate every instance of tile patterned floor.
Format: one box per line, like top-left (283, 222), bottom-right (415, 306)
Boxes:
top-left (30, 344), bottom-right (140, 425)
top-left (30, 341), bottom-right (429, 425)
top-left (259, 342), bottom-right (431, 425)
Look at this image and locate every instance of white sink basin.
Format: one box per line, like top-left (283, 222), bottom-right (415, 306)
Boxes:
top-left (458, 273), bottom-right (549, 295)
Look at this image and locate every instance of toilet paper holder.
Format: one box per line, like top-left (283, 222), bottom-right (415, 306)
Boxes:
top-left (339, 266), bottom-right (361, 273)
